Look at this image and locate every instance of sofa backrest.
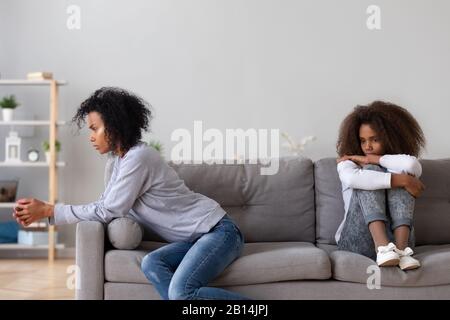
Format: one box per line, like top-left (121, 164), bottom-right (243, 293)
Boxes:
top-left (414, 159), bottom-right (450, 245)
top-left (314, 157), bottom-right (450, 246)
top-left (169, 157), bottom-right (316, 243)
top-left (314, 158), bottom-right (345, 245)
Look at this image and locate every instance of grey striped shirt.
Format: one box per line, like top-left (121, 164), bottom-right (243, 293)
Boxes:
top-left (53, 142), bottom-right (225, 242)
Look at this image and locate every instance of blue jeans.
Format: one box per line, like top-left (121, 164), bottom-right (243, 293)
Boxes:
top-left (141, 214), bottom-right (249, 300)
top-left (337, 164), bottom-right (416, 260)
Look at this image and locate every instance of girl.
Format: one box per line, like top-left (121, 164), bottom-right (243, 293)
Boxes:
top-left (335, 100), bottom-right (426, 270)
top-left (13, 87), bottom-right (248, 300)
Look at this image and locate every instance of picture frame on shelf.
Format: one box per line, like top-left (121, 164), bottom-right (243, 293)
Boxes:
top-left (0, 180), bottom-right (18, 203)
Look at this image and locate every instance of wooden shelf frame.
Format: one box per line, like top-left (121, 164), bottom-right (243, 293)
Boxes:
top-left (0, 79), bottom-right (67, 261)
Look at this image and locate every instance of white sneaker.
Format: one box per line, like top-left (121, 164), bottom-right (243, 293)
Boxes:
top-left (395, 247), bottom-right (421, 271)
top-left (376, 242), bottom-right (400, 267)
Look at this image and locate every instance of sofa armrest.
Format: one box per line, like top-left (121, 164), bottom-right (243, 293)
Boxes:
top-left (75, 221), bottom-right (105, 300)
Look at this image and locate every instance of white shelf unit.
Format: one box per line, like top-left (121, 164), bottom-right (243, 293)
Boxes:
top-left (0, 161), bottom-right (66, 167)
top-left (0, 243), bottom-right (65, 249)
top-left (0, 243), bottom-right (67, 259)
top-left (0, 80), bottom-right (67, 86)
top-left (0, 202), bottom-right (64, 208)
top-left (0, 120), bottom-right (67, 126)
top-left (0, 79), bottom-right (67, 261)
top-left (0, 202), bottom-right (17, 208)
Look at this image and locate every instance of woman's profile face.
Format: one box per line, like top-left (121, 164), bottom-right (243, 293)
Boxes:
top-left (359, 123), bottom-right (384, 156)
top-left (87, 111), bottom-right (110, 154)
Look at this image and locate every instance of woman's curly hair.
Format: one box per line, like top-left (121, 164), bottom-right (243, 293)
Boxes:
top-left (73, 87), bottom-right (152, 154)
top-left (336, 101), bottom-right (425, 157)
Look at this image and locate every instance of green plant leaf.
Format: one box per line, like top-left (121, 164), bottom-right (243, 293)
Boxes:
top-left (0, 95), bottom-right (20, 109)
top-left (42, 140), bottom-right (61, 152)
top-left (144, 139), bottom-right (164, 154)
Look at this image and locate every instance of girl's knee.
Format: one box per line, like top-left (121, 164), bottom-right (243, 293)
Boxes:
top-left (388, 187), bottom-right (415, 200)
top-left (353, 188), bottom-right (385, 198)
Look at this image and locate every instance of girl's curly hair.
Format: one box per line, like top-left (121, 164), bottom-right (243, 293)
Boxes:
top-left (72, 87), bottom-right (152, 154)
top-left (336, 101), bottom-right (425, 157)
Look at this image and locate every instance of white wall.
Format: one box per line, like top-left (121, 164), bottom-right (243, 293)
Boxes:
top-left (1, 0), bottom-right (449, 245)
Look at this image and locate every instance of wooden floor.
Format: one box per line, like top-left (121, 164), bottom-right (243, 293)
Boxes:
top-left (0, 259), bottom-right (75, 299)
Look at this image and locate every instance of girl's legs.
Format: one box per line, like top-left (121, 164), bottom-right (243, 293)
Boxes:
top-left (386, 187), bottom-right (420, 270)
top-left (338, 164), bottom-right (391, 259)
top-left (337, 194), bottom-right (379, 259)
top-left (394, 226), bottom-right (411, 250)
top-left (168, 215), bottom-right (248, 300)
top-left (386, 187), bottom-right (416, 250)
top-left (368, 221), bottom-right (390, 248)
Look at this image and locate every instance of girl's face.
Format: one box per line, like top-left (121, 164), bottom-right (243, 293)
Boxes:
top-left (87, 112), bottom-right (110, 155)
top-left (359, 123), bottom-right (384, 155)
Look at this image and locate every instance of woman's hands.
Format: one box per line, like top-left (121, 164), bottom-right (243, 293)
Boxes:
top-left (337, 154), bottom-right (381, 166)
top-left (13, 198), bottom-right (54, 227)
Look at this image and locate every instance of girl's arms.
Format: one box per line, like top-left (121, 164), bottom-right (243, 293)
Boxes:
top-left (337, 159), bottom-right (391, 190)
top-left (338, 154), bottom-right (422, 177)
top-left (379, 154), bottom-right (422, 177)
top-left (337, 154), bottom-right (425, 197)
top-left (391, 173), bottom-right (425, 197)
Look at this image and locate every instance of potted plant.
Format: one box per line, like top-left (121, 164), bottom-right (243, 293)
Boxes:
top-left (147, 140), bottom-right (164, 153)
top-left (0, 95), bottom-right (20, 122)
top-left (42, 140), bottom-right (61, 163)
top-left (143, 139), bottom-right (165, 158)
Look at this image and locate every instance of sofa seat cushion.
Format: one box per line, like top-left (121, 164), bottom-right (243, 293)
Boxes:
top-left (330, 244), bottom-right (450, 287)
top-left (105, 241), bottom-right (331, 286)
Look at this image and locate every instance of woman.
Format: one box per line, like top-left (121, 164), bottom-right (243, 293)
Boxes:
top-left (13, 87), bottom-right (248, 300)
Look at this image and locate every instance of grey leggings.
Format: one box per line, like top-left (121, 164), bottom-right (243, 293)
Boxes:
top-left (337, 164), bottom-right (416, 260)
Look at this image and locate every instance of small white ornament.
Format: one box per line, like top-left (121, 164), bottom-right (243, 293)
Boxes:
top-left (5, 131), bottom-right (21, 163)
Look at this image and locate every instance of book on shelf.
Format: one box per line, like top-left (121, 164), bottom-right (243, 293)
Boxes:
top-left (23, 221), bottom-right (48, 231)
top-left (26, 72), bottom-right (53, 80)
top-left (18, 221), bottom-right (53, 245)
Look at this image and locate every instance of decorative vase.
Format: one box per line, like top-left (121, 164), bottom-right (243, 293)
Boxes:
top-left (2, 109), bottom-right (13, 122)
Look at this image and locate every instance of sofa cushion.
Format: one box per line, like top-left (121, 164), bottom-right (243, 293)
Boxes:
top-left (330, 244), bottom-right (450, 287)
top-left (104, 241), bottom-right (331, 286)
top-left (314, 157), bottom-right (344, 245)
top-left (107, 217), bottom-right (143, 250)
top-left (168, 157), bottom-right (316, 243)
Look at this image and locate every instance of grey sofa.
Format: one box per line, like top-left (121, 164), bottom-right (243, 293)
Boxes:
top-left (76, 156), bottom-right (450, 299)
